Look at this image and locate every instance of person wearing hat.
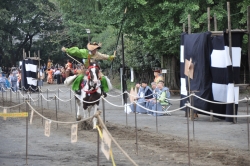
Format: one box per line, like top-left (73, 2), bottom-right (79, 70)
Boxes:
top-left (47, 59), bottom-right (52, 69)
top-left (153, 68), bottom-right (164, 84)
top-left (61, 42), bottom-right (116, 67)
top-left (130, 80), bottom-right (153, 114)
top-left (61, 42), bottom-right (115, 94)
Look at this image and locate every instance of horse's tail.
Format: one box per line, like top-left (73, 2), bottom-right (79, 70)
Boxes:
top-left (104, 76), bottom-right (113, 90)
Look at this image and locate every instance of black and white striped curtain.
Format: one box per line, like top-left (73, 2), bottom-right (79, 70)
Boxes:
top-left (180, 32), bottom-right (244, 122)
top-left (210, 32), bottom-right (244, 121)
top-left (180, 32), bottom-right (213, 112)
top-left (21, 59), bottom-right (38, 91)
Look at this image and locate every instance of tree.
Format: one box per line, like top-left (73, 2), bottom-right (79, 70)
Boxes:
top-left (0, 0), bottom-right (62, 66)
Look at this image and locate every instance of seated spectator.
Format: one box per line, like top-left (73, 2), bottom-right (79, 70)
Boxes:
top-left (147, 81), bottom-right (170, 116)
top-left (131, 80), bottom-right (153, 114)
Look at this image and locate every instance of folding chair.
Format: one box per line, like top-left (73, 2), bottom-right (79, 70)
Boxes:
top-left (161, 98), bottom-right (172, 116)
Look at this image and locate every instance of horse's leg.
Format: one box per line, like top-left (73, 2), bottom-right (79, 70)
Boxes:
top-left (88, 106), bottom-right (91, 117)
top-left (92, 104), bottom-right (98, 129)
top-left (76, 98), bottom-right (81, 120)
top-left (82, 103), bottom-right (87, 118)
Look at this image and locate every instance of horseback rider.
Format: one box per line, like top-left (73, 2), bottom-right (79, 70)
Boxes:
top-left (61, 42), bottom-right (116, 95)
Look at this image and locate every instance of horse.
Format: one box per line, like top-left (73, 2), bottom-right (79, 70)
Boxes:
top-left (75, 62), bottom-right (103, 129)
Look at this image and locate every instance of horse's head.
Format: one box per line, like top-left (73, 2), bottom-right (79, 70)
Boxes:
top-left (86, 63), bottom-right (100, 86)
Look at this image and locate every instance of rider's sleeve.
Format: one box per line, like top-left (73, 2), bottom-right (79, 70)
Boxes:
top-left (66, 47), bottom-right (89, 59)
top-left (93, 52), bottom-right (114, 60)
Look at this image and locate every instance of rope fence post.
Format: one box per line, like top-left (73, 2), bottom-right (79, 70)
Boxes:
top-left (134, 102), bottom-right (138, 155)
top-left (25, 99), bottom-right (29, 165)
top-left (155, 95), bottom-right (158, 133)
top-left (2, 87), bottom-right (4, 107)
top-left (10, 89), bottom-right (12, 112)
top-left (47, 89), bottom-right (49, 109)
top-left (247, 96), bottom-right (249, 151)
top-left (102, 97), bottom-right (106, 124)
top-left (97, 129), bottom-right (100, 166)
top-left (70, 89), bottom-right (72, 112)
top-left (210, 110), bottom-right (214, 122)
top-left (58, 89), bottom-right (60, 113)
top-left (41, 95), bottom-right (43, 125)
top-left (38, 88), bottom-right (40, 107)
top-left (75, 96), bottom-right (77, 120)
top-left (191, 94), bottom-right (195, 140)
top-left (186, 102), bottom-right (191, 166)
top-left (18, 91), bottom-right (20, 112)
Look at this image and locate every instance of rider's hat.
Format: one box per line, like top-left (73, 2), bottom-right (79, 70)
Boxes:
top-left (87, 42), bottom-right (102, 51)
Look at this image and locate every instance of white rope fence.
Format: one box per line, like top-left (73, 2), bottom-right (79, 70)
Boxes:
top-left (1, 87), bottom-right (250, 118)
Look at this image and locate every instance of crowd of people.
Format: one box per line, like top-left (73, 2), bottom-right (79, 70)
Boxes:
top-left (0, 66), bottom-right (20, 92)
top-left (130, 68), bottom-right (171, 116)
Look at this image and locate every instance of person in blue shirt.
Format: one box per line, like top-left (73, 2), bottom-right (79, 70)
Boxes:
top-left (131, 80), bottom-right (153, 114)
top-left (147, 81), bottom-right (170, 116)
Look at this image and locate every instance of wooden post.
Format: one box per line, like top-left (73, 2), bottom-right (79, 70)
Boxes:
top-left (207, 7), bottom-right (210, 31)
top-left (210, 110), bottom-right (214, 122)
top-left (188, 14), bottom-right (191, 34)
top-left (247, 6), bottom-right (250, 83)
top-left (23, 49), bottom-right (25, 59)
top-left (227, 2), bottom-right (233, 62)
top-left (227, 2), bottom-right (236, 123)
top-left (214, 13), bottom-right (217, 31)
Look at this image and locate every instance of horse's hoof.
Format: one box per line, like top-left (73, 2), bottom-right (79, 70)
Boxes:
top-left (76, 116), bottom-right (82, 121)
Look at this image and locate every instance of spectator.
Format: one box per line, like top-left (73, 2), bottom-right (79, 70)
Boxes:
top-left (65, 59), bottom-right (72, 78)
top-left (54, 68), bottom-right (61, 84)
top-left (61, 67), bottom-right (66, 83)
top-left (46, 69), bottom-right (53, 84)
top-left (131, 80), bottom-right (153, 114)
top-left (0, 73), bottom-right (6, 91)
top-left (9, 72), bottom-right (18, 92)
top-left (153, 68), bottom-right (164, 83)
top-left (148, 81), bottom-right (170, 116)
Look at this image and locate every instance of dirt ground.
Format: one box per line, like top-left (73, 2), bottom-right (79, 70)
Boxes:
top-left (1, 83), bottom-right (250, 166)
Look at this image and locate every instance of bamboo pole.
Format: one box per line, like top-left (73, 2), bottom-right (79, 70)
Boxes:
top-left (227, 2), bottom-right (236, 124)
top-left (248, 6), bottom-right (250, 83)
top-left (188, 14), bottom-right (191, 34)
top-left (214, 14), bottom-right (217, 31)
top-left (207, 7), bottom-right (210, 31)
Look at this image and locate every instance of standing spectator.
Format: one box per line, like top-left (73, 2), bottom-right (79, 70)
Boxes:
top-left (46, 69), bottom-right (53, 84)
top-left (17, 69), bottom-right (22, 89)
top-left (47, 59), bottom-right (52, 69)
top-left (38, 66), bottom-right (45, 81)
top-left (65, 59), bottom-right (72, 78)
top-left (153, 68), bottom-right (164, 84)
top-left (54, 68), bottom-right (61, 84)
top-left (9, 72), bottom-right (18, 92)
top-left (61, 67), bottom-right (66, 83)
top-left (0, 74), bottom-right (6, 91)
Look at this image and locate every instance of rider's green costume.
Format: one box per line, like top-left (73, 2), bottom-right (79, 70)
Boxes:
top-left (65, 47), bottom-right (115, 93)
